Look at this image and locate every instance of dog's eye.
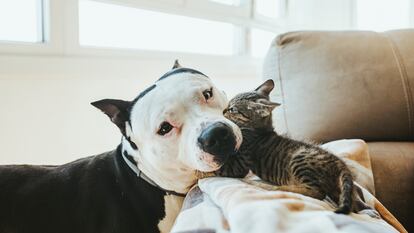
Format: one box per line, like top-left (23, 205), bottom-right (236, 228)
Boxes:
top-left (202, 88), bottom-right (213, 101)
top-left (157, 122), bottom-right (173, 136)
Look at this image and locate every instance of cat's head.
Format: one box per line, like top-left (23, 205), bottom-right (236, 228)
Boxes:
top-left (224, 79), bottom-right (280, 129)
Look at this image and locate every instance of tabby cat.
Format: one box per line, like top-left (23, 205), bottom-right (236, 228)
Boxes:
top-left (215, 80), bottom-right (364, 214)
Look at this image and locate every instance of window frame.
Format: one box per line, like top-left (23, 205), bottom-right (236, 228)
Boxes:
top-left (0, 0), bottom-right (287, 59)
top-left (0, 0), bottom-right (61, 55)
top-left (1, 0), bottom-right (414, 58)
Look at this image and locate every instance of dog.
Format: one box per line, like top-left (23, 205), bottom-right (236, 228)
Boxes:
top-left (0, 61), bottom-right (242, 233)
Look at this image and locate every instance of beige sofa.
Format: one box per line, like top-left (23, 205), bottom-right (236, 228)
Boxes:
top-left (264, 29), bottom-right (414, 231)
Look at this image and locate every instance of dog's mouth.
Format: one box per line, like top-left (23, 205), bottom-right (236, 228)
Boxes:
top-left (198, 148), bottom-right (239, 173)
top-left (199, 152), bottom-right (223, 171)
top-left (192, 119), bottom-right (242, 173)
top-left (197, 121), bottom-right (241, 162)
top-left (198, 142), bottom-right (241, 173)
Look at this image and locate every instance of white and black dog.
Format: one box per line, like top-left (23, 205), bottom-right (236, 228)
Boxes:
top-left (0, 61), bottom-right (242, 233)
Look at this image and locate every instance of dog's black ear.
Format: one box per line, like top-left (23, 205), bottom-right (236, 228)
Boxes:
top-left (255, 79), bottom-right (274, 97)
top-left (91, 99), bottom-right (131, 135)
top-left (172, 59), bottom-right (182, 69)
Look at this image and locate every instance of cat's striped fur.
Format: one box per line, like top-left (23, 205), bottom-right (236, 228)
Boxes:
top-left (216, 80), bottom-right (358, 214)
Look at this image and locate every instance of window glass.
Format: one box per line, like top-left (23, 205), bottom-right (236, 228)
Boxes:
top-left (0, 0), bottom-right (43, 43)
top-left (79, 0), bottom-right (235, 55)
top-left (255, 0), bottom-right (283, 18)
top-left (209, 0), bottom-right (241, 6)
top-left (251, 29), bottom-right (276, 58)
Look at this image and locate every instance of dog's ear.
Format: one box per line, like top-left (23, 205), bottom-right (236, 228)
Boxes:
top-left (255, 79), bottom-right (274, 97)
top-left (172, 59), bottom-right (182, 69)
top-left (91, 99), bottom-right (131, 135)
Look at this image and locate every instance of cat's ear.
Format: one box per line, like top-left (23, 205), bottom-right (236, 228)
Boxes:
top-left (249, 102), bottom-right (273, 117)
top-left (249, 101), bottom-right (279, 117)
top-left (255, 79), bottom-right (274, 97)
top-left (256, 99), bottom-right (281, 109)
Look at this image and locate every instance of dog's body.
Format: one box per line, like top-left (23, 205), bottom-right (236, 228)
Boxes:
top-left (0, 62), bottom-right (242, 233)
top-left (0, 147), bottom-right (168, 233)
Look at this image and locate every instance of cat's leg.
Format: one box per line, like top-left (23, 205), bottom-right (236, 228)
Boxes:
top-left (214, 154), bottom-right (250, 178)
top-left (352, 186), bottom-right (380, 218)
top-left (195, 171), bottom-right (217, 179)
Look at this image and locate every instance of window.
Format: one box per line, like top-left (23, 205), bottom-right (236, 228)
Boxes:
top-left (79, 0), bottom-right (236, 55)
top-left (0, 0), bottom-right (284, 57)
top-left (356, 0), bottom-right (411, 31)
top-left (255, 0), bottom-right (285, 19)
top-left (250, 0), bottom-right (284, 57)
top-left (251, 29), bottom-right (277, 58)
top-left (0, 0), bottom-right (44, 43)
top-left (78, 0), bottom-right (283, 57)
top-left (209, 0), bottom-right (241, 6)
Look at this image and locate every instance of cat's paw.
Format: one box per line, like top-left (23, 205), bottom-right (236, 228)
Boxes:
top-left (195, 171), bottom-right (216, 179)
top-left (358, 208), bottom-right (381, 219)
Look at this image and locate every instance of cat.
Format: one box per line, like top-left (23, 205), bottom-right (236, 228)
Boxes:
top-left (214, 79), bottom-right (369, 214)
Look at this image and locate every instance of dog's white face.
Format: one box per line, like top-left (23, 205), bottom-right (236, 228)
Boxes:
top-left (93, 65), bottom-right (242, 193)
top-left (129, 72), bottom-right (242, 170)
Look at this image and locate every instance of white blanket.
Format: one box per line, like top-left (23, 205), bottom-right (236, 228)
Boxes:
top-left (171, 140), bottom-right (407, 233)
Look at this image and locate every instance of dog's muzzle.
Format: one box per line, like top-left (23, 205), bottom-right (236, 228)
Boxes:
top-left (197, 122), bottom-right (237, 163)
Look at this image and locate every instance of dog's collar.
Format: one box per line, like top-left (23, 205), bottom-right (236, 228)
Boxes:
top-left (122, 151), bottom-right (187, 197)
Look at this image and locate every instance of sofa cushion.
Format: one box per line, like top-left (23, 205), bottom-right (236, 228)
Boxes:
top-left (264, 30), bottom-right (414, 142)
top-left (321, 139), bottom-right (375, 194)
top-left (368, 142), bottom-right (414, 232)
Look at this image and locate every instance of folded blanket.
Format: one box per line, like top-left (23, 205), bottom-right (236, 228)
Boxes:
top-left (171, 139), bottom-right (407, 233)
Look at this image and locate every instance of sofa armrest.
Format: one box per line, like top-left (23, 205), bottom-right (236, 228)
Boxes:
top-left (368, 142), bottom-right (414, 232)
top-left (264, 30), bottom-right (414, 142)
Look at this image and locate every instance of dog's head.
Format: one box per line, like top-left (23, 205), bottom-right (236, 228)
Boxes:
top-left (92, 61), bottom-right (242, 192)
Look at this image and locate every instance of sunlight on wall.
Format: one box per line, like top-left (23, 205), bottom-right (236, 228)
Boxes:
top-left (356, 0), bottom-right (411, 31)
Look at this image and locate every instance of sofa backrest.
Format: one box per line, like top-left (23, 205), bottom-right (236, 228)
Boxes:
top-left (263, 29), bottom-right (414, 142)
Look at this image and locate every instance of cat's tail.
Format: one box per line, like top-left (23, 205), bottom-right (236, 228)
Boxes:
top-left (334, 170), bottom-right (353, 214)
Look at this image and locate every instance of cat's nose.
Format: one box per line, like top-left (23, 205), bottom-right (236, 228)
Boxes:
top-left (198, 122), bottom-right (236, 162)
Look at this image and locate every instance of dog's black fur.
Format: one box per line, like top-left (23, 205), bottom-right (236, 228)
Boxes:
top-left (0, 65), bottom-right (211, 233)
top-left (0, 145), bottom-right (167, 233)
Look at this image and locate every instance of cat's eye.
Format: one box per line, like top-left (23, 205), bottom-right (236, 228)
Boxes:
top-left (228, 107), bottom-right (236, 113)
top-left (202, 88), bottom-right (213, 101)
top-left (157, 121), bottom-right (173, 136)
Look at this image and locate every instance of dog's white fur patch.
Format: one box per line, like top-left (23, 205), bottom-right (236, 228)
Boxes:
top-left (157, 194), bottom-right (184, 233)
top-left (121, 72), bottom-right (242, 233)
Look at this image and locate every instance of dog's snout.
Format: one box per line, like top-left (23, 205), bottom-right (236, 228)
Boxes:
top-left (198, 122), bottom-right (237, 161)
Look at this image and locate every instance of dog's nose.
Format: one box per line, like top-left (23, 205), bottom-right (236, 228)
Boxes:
top-left (198, 122), bottom-right (237, 161)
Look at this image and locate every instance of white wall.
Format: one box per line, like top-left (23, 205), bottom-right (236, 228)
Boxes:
top-left (0, 54), bottom-right (261, 164)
